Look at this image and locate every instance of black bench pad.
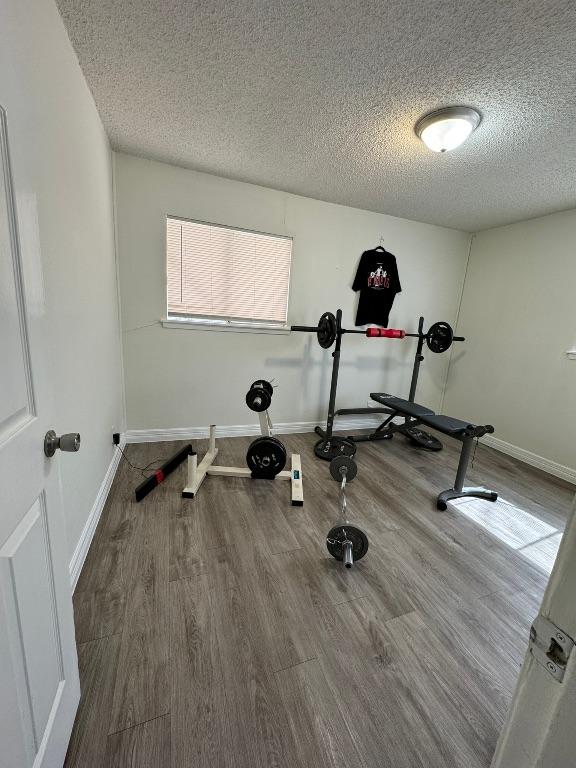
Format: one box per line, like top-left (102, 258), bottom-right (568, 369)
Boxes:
top-left (371, 392), bottom-right (489, 438)
top-left (370, 393), bottom-right (435, 419)
top-left (418, 414), bottom-right (478, 437)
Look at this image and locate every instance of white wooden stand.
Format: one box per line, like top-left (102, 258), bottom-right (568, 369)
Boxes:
top-left (182, 424), bottom-right (304, 506)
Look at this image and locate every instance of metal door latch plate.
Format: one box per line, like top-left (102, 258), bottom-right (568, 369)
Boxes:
top-left (529, 614), bottom-right (574, 682)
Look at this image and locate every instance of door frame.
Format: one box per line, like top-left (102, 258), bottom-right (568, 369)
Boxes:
top-left (492, 492), bottom-right (576, 767)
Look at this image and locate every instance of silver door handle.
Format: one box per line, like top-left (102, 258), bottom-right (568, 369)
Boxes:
top-left (44, 430), bottom-right (81, 458)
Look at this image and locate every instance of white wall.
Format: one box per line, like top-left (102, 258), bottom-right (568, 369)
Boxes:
top-left (0, 0), bottom-right (125, 560)
top-left (114, 153), bottom-right (470, 433)
top-left (444, 210), bottom-right (576, 472)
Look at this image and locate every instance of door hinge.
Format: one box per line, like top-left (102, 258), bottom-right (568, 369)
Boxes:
top-left (529, 614), bottom-right (574, 683)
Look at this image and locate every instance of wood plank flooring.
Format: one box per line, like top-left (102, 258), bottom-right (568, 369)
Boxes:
top-left (64, 430), bottom-right (574, 768)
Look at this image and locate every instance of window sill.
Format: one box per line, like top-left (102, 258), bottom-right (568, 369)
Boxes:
top-left (161, 317), bottom-right (291, 335)
top-left (567, 350), bottom-right (576, 361)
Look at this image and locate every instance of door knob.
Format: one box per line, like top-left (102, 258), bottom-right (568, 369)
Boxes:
top-left (44, 430), bottom-right (81, 458)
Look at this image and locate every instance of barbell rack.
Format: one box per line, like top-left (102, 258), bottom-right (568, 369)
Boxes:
top-left (290, 309), bottom-right (465, 459)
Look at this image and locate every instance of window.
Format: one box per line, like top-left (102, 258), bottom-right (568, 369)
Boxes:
top-left (166, 216), bottom-right (292, 328)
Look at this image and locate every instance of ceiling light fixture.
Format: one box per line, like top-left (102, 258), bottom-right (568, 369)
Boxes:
top-left (415, 106), bottom-right (481, 153)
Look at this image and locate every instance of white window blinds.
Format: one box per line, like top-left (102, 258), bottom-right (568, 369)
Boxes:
top-left (166, 217), bottom-right (292, 325)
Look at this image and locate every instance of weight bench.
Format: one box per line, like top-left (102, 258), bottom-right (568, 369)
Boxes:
top-left (355, 393), bottom-right (498, 510)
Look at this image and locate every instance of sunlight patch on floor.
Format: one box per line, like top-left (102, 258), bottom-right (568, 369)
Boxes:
top-left (520, 532), bottom-right (563, 573)
top-left (448, 496), bottom-right (562, 574)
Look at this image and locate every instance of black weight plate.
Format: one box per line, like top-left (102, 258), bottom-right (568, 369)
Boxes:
top-left (317, 312), bottom-right (337, 349)
top-left (427, 321), bottom-right (454, 354)
top-left (326, 525), bottom-right (369, 562)
top-left (314, 437), bottom-right (356, 461)
top-left (246, 436), bottom-right (287, 477)
top-left (245, 385), bottom-right (272, 412)
top-left (329, 455), bottom-right (358, 482)
top-left (250, 380), bottom-right (273, 397)
top-left (404, 427), bottom-right (443, 452)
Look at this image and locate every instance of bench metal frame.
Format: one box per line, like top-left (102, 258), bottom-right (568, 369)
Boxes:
top-left (339, 404), bottom-right (423, 443)
top-left (348, 394), bottom-right (498, 510)
top-left (436, 433), bottom-right (498, 511)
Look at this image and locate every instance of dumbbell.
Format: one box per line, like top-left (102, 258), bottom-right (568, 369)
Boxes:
top-left (326, 456), bottom-right (369, 569)
top-left (245, 380), bottom-right (273, 412)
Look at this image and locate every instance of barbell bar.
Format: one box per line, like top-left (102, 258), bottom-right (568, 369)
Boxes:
top-left (291, 311), bottom-right (464, 354)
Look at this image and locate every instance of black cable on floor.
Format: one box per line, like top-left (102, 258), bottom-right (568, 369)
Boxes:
top-left (116, 444), bottom-right (170, 477)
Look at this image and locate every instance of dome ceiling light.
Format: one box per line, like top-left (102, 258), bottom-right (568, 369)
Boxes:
top-left (415, 106), bottom-right (481, 152)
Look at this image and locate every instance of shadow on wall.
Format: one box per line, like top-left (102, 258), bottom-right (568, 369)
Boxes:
top-left (266, 335), bottom-right (406, 417)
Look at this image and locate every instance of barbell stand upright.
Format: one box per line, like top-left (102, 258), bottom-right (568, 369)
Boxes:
top-left (315, 309), bottom-right (343, 442)
top-left (291, 453), bottom-right (304, 506)
top-left (258, 409), bottom-right (272, 437)
top-left (183, 424), bottom-right (219, 498)
top-left (408, 316), bottom-right (426, 403)
top-left (187, 452), bottom-right (198, 490)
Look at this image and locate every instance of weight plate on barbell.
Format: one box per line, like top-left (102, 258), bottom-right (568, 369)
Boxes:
top-left (329, 455), bottom-right (358, 482)
top-left (326, 525), bottom-right (369, 562)
top-left (250, 380), bottom-right (273, 397)
top-left (427, 321), bottom-right (454, 354)
top-left (246, 383), bottom-right (272, 412)
top-left (317, 311), bottom-right (337, 349)
top-left (246, 436), bottom-right (287, 477)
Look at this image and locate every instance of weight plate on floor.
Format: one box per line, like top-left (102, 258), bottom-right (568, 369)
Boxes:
top-left (314, 437), bottom-right (356, 461)
top-left (317, 312), bottom-right (337, 349)
top-left (404, 427), bottom-right (443, 452)
top-left (246, 436), bottom-right (287, 477)
top-left (326, 525), bottom-right (369, 562)
top-left (427, 321), bottom-right (454, 354)
top-left (245, 384), bottom-right (272, 412)
top-left (329, 455), bottom-right (358, 482)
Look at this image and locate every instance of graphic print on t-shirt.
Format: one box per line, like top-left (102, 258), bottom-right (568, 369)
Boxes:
top-left (367, 266), bottom-right (390, 289)
top-left (352, 247), bottom-right (401, 326)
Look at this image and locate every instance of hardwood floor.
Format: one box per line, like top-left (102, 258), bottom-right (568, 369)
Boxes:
top-left (64, 430), bottom-right (574, 768)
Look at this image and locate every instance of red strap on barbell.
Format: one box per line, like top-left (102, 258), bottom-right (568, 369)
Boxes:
top-left (365, 327), bottom-right (406, 338)
top-left (155, 469), bottom-right (165, 484)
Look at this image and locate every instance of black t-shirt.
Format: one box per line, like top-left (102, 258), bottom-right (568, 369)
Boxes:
top-left (352, 247), bottom-right (402, 326)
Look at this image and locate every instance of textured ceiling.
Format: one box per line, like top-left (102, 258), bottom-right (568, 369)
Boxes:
top-left (57, 0), bottom-right (576, 231)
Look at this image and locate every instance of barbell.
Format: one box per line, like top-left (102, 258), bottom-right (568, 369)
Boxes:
top-left (291, 312), bottom-right (464, 354)
top-left (326, 455), bottom-right (368, 568)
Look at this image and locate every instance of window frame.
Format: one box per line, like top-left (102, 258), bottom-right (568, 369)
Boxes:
top-left (163, 215), bottom-right (293, 333)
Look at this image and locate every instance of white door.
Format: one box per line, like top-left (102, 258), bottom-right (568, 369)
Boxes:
top-left (492, 492), bottom-right (576, 767)
top-left (0, 107), bottom-right (80, 767)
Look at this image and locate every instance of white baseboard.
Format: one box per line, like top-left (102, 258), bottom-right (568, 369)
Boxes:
top-left (69, 437), bottom-right (125, 590)
top-left (125, 421), bottom-right (576, 486)
top-left (482, 434), bottom-right (576, 486)
top-left (124, 416), bottom-right (383, 444)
